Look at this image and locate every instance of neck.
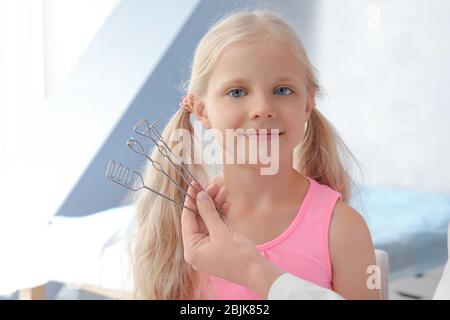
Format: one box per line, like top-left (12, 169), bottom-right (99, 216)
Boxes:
top-left (221, 153), bottom-right (308, 216)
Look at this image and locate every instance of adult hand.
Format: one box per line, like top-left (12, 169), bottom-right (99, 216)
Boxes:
top-left (181, 180), bottom-right (283, 298)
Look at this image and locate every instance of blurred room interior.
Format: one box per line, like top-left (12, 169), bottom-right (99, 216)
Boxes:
top-left (0, 0), bottom-right (449, 300)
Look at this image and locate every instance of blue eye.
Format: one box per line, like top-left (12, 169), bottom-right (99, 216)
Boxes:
top-left (274, 86), bottom-right (294, 96)
top-left (227, 86), bottom-right (294, 98)
top-left (227, 88), bottom-right (247, 98)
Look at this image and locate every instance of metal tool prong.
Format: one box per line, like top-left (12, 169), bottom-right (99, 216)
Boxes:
top-left (133, 118), bottom-right (203, 192)
top-left (106, 159), bottom-right (197, 214)
top-left (126, 138), bottom-right (196, 203)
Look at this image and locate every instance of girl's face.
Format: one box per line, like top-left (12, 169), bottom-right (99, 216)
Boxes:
top-left (195, 38), bottom-right (313, 163)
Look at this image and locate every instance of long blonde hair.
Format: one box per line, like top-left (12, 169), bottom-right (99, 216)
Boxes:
top-left (130, 9), bottom-right (360, 300)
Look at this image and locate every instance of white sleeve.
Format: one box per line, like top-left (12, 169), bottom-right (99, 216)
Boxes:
top-left (268, 273), bottom-right (345, 300)
top-left (433, 222), bottom-right (450, 300)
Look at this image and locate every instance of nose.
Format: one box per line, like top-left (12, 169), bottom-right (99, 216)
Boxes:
top-left (249, 96), bottom-right (276, 120)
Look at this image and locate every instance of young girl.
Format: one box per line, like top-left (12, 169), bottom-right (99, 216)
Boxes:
top-left (131, 9), bottom-right (379, 300)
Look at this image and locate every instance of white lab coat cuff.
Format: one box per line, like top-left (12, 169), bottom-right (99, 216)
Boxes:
top-left (268, 273), bottom-right (344, 300)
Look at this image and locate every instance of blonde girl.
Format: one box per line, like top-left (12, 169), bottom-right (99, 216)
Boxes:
top-left (131, 9), bottom-right (379, 300)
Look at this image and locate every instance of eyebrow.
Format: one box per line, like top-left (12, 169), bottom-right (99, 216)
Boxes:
top-left (220, 76), bottom-right (300, 87)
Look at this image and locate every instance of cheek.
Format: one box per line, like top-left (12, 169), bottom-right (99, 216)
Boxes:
top-left (288, 124), bottom-right (305, 145)
top-left (284, 114), bottom-right (307, 145)
top-left (209, 107), bottom-right (242, 130)
top-left (285, 100), bottom-right (308, 127)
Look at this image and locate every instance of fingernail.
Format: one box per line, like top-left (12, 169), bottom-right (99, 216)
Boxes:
top-left (210, 183), bottom-right (218, 190)
top-left (197, 191), bottom-right (209, 203)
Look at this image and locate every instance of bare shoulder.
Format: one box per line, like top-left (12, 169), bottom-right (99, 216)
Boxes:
top-left (329, 200), bottom-right (380, 299)
top-left (329, 200), bottom-right (372, 243)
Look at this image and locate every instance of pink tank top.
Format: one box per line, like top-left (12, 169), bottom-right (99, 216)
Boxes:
top-left (202, 176), bottom-right (342, 299)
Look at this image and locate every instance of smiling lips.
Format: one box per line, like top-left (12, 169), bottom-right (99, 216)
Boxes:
top-left (242, 129), bottom-right (284, 138)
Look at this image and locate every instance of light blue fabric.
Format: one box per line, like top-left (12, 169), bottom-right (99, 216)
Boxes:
top-left (350, 186), bottom-right (450, 280)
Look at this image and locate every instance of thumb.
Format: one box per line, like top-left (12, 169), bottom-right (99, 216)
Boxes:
top-left (196, 191), bottom-right (224, 234)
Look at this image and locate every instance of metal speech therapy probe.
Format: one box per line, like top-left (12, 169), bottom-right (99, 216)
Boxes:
top-left (106, 118), bottom-right (225, 216)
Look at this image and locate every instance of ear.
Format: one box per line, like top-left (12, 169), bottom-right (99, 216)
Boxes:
top-left (305, 92), bottom-right (315, 121)
top-left (191, 94), bottom-right (211, 129)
